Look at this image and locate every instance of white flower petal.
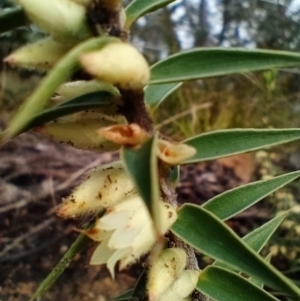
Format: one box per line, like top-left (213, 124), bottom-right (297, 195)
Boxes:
top-left (84, 226), bottom-right (112, 242)
top-left (130, 220), bottom-right (155, 252)
top-left (157, 140), bottom-right (196, 165)
top-left (109, 227), bottom-right (140, 249)
top-left (99, 210), bottom-right (130, 230)
top-left (107, 248), bottom-right (128, 279)
top-left (90, 237), bottom-right (112, 265)
top-left (102, 195), bottom-right (152, 248)
top-left (88, 194), bottom-right (177, 278)
top-left (119, 222), bottom-right (155, 269)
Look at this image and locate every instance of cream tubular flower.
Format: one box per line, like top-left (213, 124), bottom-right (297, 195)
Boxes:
top-left (58, 161), bottom-right (136, 218)
top-left (4, 37), bottom-right (71, 71)
top-left (80, 43), bottom-right (150, 90)
top-left (17, 0), bottom-right (91, 43)
top-left (157, 139), bottom-right (196, 165)
top-left (86, 194), bottom-right (177, 278)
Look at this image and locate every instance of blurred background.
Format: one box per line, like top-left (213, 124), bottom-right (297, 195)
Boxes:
top-left (2, 1), bottom-right (300, 300)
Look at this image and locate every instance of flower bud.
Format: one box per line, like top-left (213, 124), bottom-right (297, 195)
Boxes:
top-left (17, 0), bottom-right (91, 43)
top-left (157, 140), bottom-right (196, 165)
top-left (148, 248), bottom-right (187, 299)
top-left (98, 123), bottom-right (149, 146)
top-left (80, 43), bottom-right (150, 90)
top-left (87, 195), bottom-right (177, 278)
top-left (148, 248), bottom-right (199, 301)
top-left (57, 161), bottom-right (136, 218)
top-left (4, 37), bottom-right (71, 71)
top-left (158, 270), bottom-right (200, 301)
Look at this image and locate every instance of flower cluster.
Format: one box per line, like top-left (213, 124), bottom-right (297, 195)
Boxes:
top-left (84, 194), bottom-right (177, 278)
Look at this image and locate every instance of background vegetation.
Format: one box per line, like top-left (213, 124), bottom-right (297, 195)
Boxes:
top-left (2, 0), bottom-right (300, 300)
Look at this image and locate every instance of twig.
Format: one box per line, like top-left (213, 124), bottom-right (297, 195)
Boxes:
top-left (0, 236), bottom-right (61, 262)
top-left (0, 217), bottom-right (56, 257)
top-left (156, 102), bottom-right (212, 129)
top-left (0, 199), bottom-right (28, 213)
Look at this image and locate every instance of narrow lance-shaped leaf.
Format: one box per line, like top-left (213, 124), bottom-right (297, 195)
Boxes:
top-left (243, 212), bottom-right (287, 253)
top-left (35, 110), bottom-right (122, 151)
top-left (125, 0), bottom-right (176, 28)
top-left (54, 80), bottom-right (119, 103)
top-left (196, 266), bottom-right (280, 301)
top-left (149, 48), bottom-right (300, 84)
top-left (203, 171), bottom-right (300, 220)
top-left (249, 253), bottom-right (273, 288)
top-left (21, 91), bottom-right (115, 133)
top-left (145, 82), bottom-right (182, 114)
top-left (3, 36), bottom-right (120, 142)
top-left (214, 212), bottom-right (287, 271)
top-left (183, 129), bottom-right (300, 163)
top-left (171, 204), bottom-right (300, 298)
top-left (122, 133), bottom-right (163, 233)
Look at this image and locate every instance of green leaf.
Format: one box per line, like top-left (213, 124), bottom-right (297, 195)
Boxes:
top-left (144, 82), bottom-right (182, 113)
top-left (125, 0), bottom-right (176, 28)
top-left (149, 48), bottom-right (300, 84)
top-left (171, 204), bottom-right (300, 298)
top-left (203, 171), bottom-right (300, 220)
top-left (34, 111), bottom-right (121, 151)
top-left (122, 134), bottom-right (161, 231)
top-left (20, 91), bottom-right (115, 133)
top-left (3, 36), bottom-right (120, 142)
top-left (249, 253), bottom-right (273, 288)
top-left (183, 129), bottom-right (300, 163)
top-left (214, 212), bottom-right (287, 270)
top-left (0, 7), bottom-right (27, 34)
top-left (197, 266), bottom-right (280, 301)
top-left (243, 213), bottom-right (287, 253)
